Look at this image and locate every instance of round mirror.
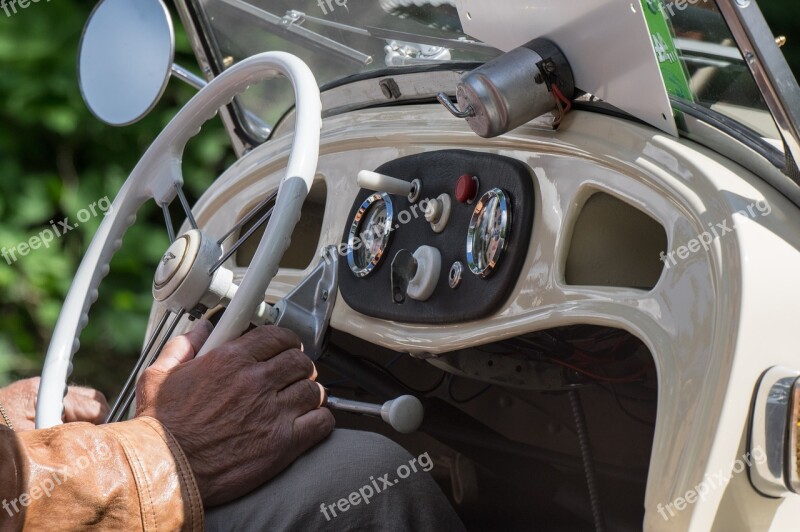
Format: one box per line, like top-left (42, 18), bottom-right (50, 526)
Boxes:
top-left (79, 0), bottom-right (175, 126)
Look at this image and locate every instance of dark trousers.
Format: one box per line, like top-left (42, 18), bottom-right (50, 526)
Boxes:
top-left (206, 429), bottom-right (466, 531)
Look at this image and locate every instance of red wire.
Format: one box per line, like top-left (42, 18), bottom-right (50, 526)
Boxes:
top-left (549, 358), bottom-right (647, 383)
top-left (552, 85), bottom-right (572, 113)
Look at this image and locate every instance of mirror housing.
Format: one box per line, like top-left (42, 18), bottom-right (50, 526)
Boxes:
top-left (78, 0), bottom-right (174, 126)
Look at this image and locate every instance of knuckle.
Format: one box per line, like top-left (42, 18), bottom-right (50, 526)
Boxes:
top-left (264, 325), bottom-right (301, 347)
top-left (289, 349), bottom-right (313, 375)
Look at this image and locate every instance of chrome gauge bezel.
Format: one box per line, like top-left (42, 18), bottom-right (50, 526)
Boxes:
top-left (466, 188), bottom-right (511, 278)
top-left (347, 192), bottom-right (394, 278)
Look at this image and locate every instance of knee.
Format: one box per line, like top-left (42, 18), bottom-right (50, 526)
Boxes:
top-left (326, 429), bottom-right (415, 474)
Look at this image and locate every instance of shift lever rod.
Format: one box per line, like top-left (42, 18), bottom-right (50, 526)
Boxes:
top-left (326, 395), bottom-right (424, 434)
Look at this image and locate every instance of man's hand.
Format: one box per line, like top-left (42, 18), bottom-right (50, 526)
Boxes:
top-left (0, 377), bottom-right (110, 431)
top-left (135, 321), bottom-right (334, 507)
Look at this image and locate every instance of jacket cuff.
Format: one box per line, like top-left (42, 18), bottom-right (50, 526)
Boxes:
top-left (106, 417), bottom-right (204, 531)
top-left (3, 418), bottom-right (203, 531)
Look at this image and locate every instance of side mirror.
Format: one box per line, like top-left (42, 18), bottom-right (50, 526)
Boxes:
top-left (78, 0), bottom-right (175, 126)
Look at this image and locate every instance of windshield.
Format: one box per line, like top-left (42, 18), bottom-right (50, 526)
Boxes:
top-left (192, 0), bottom-right (499, 140)
top-left (665, 1), bottom-right (779, 140)
top-left (192, 0), bottom-right (779, 147)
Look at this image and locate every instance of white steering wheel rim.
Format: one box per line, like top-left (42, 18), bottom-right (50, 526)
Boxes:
top-left (36, 52), bottom-right (321, 428)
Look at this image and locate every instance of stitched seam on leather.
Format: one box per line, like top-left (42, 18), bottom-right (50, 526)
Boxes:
top-left (108, 426), bottom-right (157, 532)
top-left (140, 417), bottom-right (204, 531)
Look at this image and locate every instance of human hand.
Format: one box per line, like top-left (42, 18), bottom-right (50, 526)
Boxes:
top-left (0, 377), bottom-right (110, 431)
top-left (135, 321), bottom-right (334, 507)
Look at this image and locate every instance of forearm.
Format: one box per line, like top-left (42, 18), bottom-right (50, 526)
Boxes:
top-left (0, 418), bottom-right (203, 531)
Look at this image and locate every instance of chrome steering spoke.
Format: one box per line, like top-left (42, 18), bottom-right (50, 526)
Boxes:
top-left (107, 310), bottom-right (186, 423)
top-left (216, 191), bottom-right (278, 246)
top-left (210, 201), bottom-right (275, 273)
top-left (176, 185), bottom-right (198, 230)
top-left (162, 203), bottom-right (176, 243)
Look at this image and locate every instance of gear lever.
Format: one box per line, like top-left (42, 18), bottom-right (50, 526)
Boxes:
top-left (325, 395), bottom-right (424, 434)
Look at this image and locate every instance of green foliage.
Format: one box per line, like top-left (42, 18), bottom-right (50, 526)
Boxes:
top-left (0, 1), bottom-right (234, 393)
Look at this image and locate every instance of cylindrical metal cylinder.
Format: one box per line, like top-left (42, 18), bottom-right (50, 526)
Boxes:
top-left (454, 38), bottom-right (574, 138)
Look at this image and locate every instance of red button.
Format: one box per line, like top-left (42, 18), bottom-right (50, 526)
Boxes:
top-left (455, 174), bottom-right (478, 203)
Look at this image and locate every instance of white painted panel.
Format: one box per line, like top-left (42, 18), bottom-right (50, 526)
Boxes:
top-left (455, 0), bottom-right (678, 136)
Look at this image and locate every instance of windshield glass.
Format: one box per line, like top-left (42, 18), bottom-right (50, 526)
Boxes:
top-left (192, 0), bottom-right (779, 146)
top-left (664, 0), bottom-right (779, 140)
top-left (193, 0), bottom-right (499, 139)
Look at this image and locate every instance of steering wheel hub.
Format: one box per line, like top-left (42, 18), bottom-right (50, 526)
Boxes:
top-left (153, 229), bottom-right (230, 316)
top-left (154, 236), bottom-right (190, 288)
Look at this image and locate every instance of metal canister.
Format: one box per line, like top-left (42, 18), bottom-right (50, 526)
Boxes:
top-left (439, 38), bottom-right (574, 138)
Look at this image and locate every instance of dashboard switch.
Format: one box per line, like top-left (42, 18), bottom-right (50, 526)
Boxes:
top-left (407, 246), bottom-right (441, 302)
top-left (455, 174), bottom-right (479, 203)
top-left (358, 170), bottom-right (421, 202)
top-left (391, 250), bottom-right (417, 304)
top-left (390, 246), bottom-right (441, 303)
top-left (424, 193), bottom-right (452, 233)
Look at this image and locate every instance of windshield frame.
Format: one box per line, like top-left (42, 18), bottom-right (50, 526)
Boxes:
top-left (176, 0), bottom-right (800, 194)
top-left (714, 0), bottom-right (800, 181)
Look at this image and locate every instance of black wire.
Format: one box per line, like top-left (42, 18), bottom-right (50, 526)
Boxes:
top-left (344, 355), bottom-right (447, 395)
top-left (606, 384), bottom-right (656, 427)
top-left (446, 375), bottom-right (493, 404)
top-left (569, 389), bottom-right (606, 532)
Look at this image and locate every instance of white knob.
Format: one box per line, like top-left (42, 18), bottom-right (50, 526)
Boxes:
top-left (381, 395), bottom-right (424, 434)
top-left (407, 246), bottom-right (441, 302)
top-left (424, 198), bottom-right (443, 223)
top-left (358, 170), bottom-right (413, 196)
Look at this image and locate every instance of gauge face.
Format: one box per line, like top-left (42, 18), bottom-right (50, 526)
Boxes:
top-left (348, 193), bottom-right (394, 277)
top-left (467, 188), bottom-right (511, 278)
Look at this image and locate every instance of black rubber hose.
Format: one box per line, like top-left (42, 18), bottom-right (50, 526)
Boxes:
top-left (569, 389), bottom-right (606, 532)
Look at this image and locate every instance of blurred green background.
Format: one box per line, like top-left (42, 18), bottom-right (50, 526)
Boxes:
top-left (0, 0), bottom-right (797, 399)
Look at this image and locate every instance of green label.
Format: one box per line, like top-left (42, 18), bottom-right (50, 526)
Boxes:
top-left (642, 0), bottom-right (694, 103)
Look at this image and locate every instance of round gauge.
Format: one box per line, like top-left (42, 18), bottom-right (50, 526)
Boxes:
top-left (467, 188), bottom-right (511, 278)
top-left (348, 193), bottom-right (394, 277)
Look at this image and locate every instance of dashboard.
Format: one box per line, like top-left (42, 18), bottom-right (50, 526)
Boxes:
top-left (338, 150), bottom-right (535, 324)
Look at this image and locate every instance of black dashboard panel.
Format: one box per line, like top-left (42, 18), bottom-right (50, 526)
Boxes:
top-left (338, 150), bottom-right (534, 324)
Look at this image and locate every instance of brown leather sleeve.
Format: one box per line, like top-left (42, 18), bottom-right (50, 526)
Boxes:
top-left (0, 417), bottom-right (203, 531)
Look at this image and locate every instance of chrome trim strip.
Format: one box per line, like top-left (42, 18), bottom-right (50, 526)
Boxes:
top-left (715, 0), bottom-right (800, 182)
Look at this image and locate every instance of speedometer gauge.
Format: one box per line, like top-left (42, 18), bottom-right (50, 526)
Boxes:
top-left (347, 193), bottom-right (394, 277)
top-left (467, 188), bottom-right (511, 278)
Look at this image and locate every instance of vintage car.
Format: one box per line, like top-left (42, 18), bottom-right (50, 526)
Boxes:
top-left (32, 0), bottom-right (800, 530)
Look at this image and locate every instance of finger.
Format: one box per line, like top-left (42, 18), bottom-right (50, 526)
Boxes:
top-left (256, 349), bottom-right (315, 390)
top-left (279, 379), bottom-right (327, 415)
top-left (151, 320), bottom-right (213, 372)
top-left (222, 325), bottom-right (301, 364)
top-left (291, 408), bottom-right (335, 456)
top-left (64, 387), bottom-right (110, 424)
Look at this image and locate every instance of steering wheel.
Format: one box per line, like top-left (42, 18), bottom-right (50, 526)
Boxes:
top-left (35, 52), bottom-right (322, 428)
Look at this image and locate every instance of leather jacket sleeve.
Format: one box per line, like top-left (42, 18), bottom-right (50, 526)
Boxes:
top-left (0, 417), bottom-right (203, 531)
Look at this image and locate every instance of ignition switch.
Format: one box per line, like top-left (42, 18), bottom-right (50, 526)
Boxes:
top-left (390, 246), bottom-right (442, 303)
